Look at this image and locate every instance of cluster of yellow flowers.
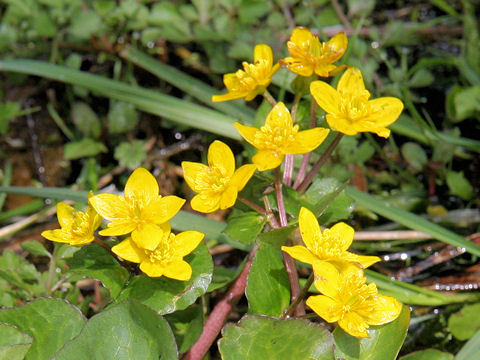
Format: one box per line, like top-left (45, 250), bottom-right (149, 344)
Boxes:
top-left (42, 26), bottom-right (404, 338)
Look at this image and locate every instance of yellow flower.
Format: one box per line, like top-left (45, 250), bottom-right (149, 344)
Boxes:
top-left (306, 261), bottom-right (402, 338)
top-left (212, 44), bottom-right (280, 102)
top-left (41, 193), bottom-right (102, 246)
top-left (88, 168), bottom-right (185, 251)
top-left (280, 27), bottom-right (348, 77)
top-left (182, 141), bottom-right (256, 213)
top-left (234, 102), bottom-right (330, 171)
top-left (112, 225), bottom-right (204, 281)
top-left (310, 67), bottom-right (404, 138)
top-left (281, 207), bottom-right (379, 270)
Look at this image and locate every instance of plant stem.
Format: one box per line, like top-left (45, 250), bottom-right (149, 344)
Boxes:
top-left (262, 90), bottom-right (277, 107)
top-left (238, 195), bottom-right (280, 228)
top-left (282, 272), bottom-right (314, 319)
top-left (296, 133), bottom-right (344, 193)
top-left (282, 94), bottom-right (301, 186)
top-left (183, 245), bottom-right (259, 360)
top-left (45, 243), bottom-right (59, 296)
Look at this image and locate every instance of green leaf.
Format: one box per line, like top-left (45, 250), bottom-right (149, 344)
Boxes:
top-left (456, 329), bottom-right (480, 360)
top-left (446, 171), bottom-right (474, 200)
top-left (32, 10), bottom-right (56, 37)
top-left (67, 243), bottom-right (129, 298)
top-left (0, 298), bottom-right (86, 360)
top-left (333, 305), bottom-right (410, 360)
top-left (400, 349), bottom-right (454, 360)
top-left (208, 266), bottom-right (238, 292)
top-left (257, 225), bottom-right (296, 249)
top-left (453, 86), bottom-right (480, 122)
top-left (115, 241), bottom-right (212, 314)
top-left (345, 187), bottom-right (480, 257)
top-left (114, 140), bottom-right (147, 169)
top-left (165, 305), bottom-right (203, 354)
top-left (448, 303), bottom-right (480, 340)
top-left (107, 101), bottom-right (139, 134)
top-left (52, 299), bottom-right (177, 360)
top-left (71, 102), bottom-right (101, 138)
top-left (0, 102), bottom-right (20, 135)
top-left (224, 210), bottom-right (265, 244)
top-left (0, 323), bottom-right (33, 360)
top-left (246, 243), bottom-right (290, 317)
top-left (401, 142), bottom-right (428, 172)
top-left (218, 315), bottom-right (335, 360)
top-left (408, 68), bottom-right (435, 88)
top-left (69, 10), bottom-right (103, 40)
top-left (20, 241), bottom-right (50, 258)
top-left (64, 138), bottom-right (108, 160)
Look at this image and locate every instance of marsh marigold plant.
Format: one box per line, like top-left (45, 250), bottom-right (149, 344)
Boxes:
top-left (88, 168), bottom-right (185, 250)
top-left (280, 27), bottom-right (348, 77)
top-left (310, 67), bottom-right (404, 138)
top-left (234, 102), bottom-right (330, 171)
top-left (182, 140), bottom-right (256, 213)
top-left (281, 207), bottom-right (380, 270)
top-left (212, 44), bottom-right (280, 102)
top-left (306, 261), bottom-right (402, 338)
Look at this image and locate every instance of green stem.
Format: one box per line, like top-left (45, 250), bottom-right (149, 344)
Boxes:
top-left (282, 272), bottom-right (314, 319)
top-left (45, 243), bottom-right (60, 296)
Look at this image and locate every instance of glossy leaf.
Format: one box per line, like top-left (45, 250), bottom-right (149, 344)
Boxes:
top-left (456, 329), bottom-right (480, 360)
top-left (165, 305), bottom-right (203, 354)
top-left (0, 323), bottom-right (33, 360)
top-left (20, 241), bottom-right (50, 258)
top-left (400, 349), bottom-right (454, 360)
top-left (0, 298), bottom-right (86, 360)
top-left (448, 303), bottom-right (480, 340)
top-left (64, 138), bottom-right (108, 160)
top-left (67, 243), bottom-right (129, 298)
top-left (53, 299), bottom-right (177, 360)
top-left (333, 305), bottom-right (410, 360)
top-left (224, 211), bottom-right (265, 244)
top-left (246, 243), bottom-right (290, 317)
top-left (114, 241), bottom-right (212, 314)
top-left (218, 315), bottom-right (335, 360)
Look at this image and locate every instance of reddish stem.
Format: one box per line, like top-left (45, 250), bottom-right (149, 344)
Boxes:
top-left (183, 245), bottom-right (258, 360)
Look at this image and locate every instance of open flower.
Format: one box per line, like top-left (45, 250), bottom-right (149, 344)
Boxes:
top-left (306, 262), bottom-right (402, 337)
top-left (310, 67), bottom-right (404, 138)
top-left (89, 168), bottom-right (185, 251)
top-left (212, 44), bottom-right (280, 102)
top-left (182, 141), bottom-right (256, 213)
top-left (234, 102), bottom-right (330, 171)
top-left (280, 27), bottom-right (348, 77)
top-left (41, 193), bottom-right (102, 246)
top-left (281, 207), bottom-right (379, 270)
top-left (112, 225), bottom-right (204, 280)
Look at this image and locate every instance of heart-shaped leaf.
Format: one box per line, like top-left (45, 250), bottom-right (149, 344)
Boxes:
top-left (218, 315), bottom-right (335, 360)
top-left (0, 323), bottom-right (33, 360)
top-left (114, 241), bottom-right (212, 314)
top-left (399, 349), bottom-right (454, 360)
top-left (53, 299), bottom-right (177, 360)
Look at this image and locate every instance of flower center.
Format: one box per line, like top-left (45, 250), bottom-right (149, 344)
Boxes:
top-left (339, 90), bottom-right (371, 122)
top-left (254, 123), bottom-right (298, 150)
top-left (145, 233), bottom-right (176, 265)
top-left (312, 228), bottom-right (344, 258)
top-left (71, 211), bottom-right (92, 237)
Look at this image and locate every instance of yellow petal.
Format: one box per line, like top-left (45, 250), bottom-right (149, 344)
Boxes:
top-left (252, 150), bottom-right (283, 171)
top-left (324, 32), bottom-right (348, 63)
top-left (124, 167), bottom-right (159, 202)
top-left (230, 164), bottom-right (257, 191)
top-left (354, 254), bottom-right (381, 269)
top-left (99, 220), bottom-right (136, 236)
top-left (299, 207), bottom-right (321, 251)
top-left (280, 57), bottom-right (314, 77)
top-left (112, 237), bottom-right (145, 264)
top-left (69, 235), bottom-right (95, 246)
top-left (289, 27), bottom-right (314, 52)
top-left (330, 222), bottom-right (354, 252)
top-left (306, 295), bottom-right (342, 323)
top-left (174, 230), bottom-right (204, 257)
top-left (234, 122), bottom-right (260, 148)
top-left (132, 223), bottom-right (164, 251)
top-left (212, 92), bottom-right (245, 102)
top-left (254, 44), bottom-right (273, 67)
top-left (311, 261), bottom-right (340, 298)
top-left (220, 186), bottom-right (238, 209)
top-left (56, 202), bottom-right (75, 229)
top-left (190, 193), bottom-right (221, 213)
top-left (325, 114), bottom-right (359, 136)
top-left (41, 229), bottom-right (72, 244)
top-left (364, 97), bottom-right (404, 126)
top-left (182, 161), bottom-right (211, 193)
top-left (208, 141), bottom-right (235, 178)
top-left (314, 64), bottom-right (338, 78)
top-left (310, 81), bottom-right (341, 115)
top-left (367, 296), bottom-right (402, 325)
top-left (145, 196), bottom-right (185, 224)
top-left (86, 205), bottom-right (103, 232)
top-left (88, 193), bottom-right (130, 222)
top-left (265, 102), bottom-right (292, 130)
top-left (162, 260), bottom-right (193, 281)
top-left (285, 127), bottom-right (330, 154)
top-left (337, 67), bottom-right (367, 96)
top-left (338, 312), bottom-right (370, 338)
top-left (281, 245), bottom-right (318, 265)
top-left (139, 261), bottom-right (165, 277)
